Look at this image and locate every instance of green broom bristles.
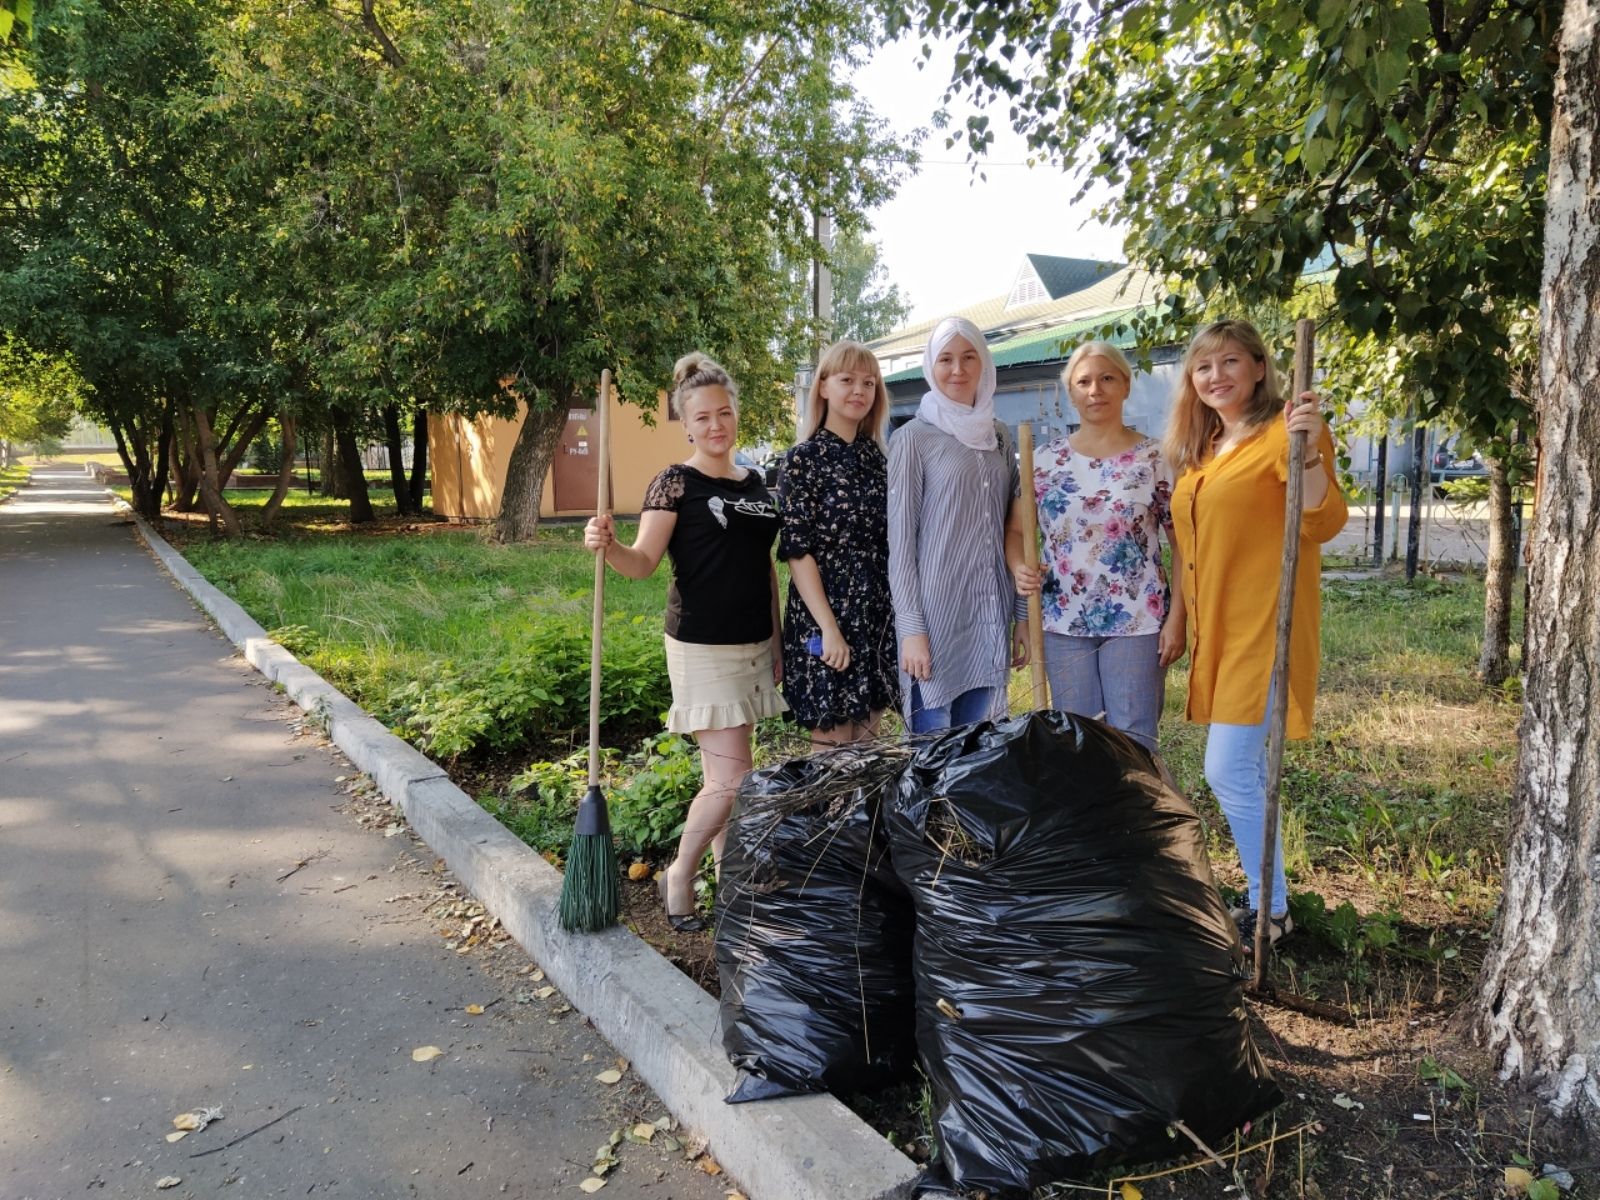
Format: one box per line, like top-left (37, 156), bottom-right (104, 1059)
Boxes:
top-left (560, 784), bottom-right (619, 932)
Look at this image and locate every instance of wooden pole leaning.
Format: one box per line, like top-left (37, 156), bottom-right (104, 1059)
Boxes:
top-left (587, 373), bottom-right (612, 792)
top-left (1252, 321), bottom-right (1314, 985)
top-left (1017, 421), bottom-right (1050, 711)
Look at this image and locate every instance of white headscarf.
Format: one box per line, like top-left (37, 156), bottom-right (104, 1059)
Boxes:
top-left (917, 316), bottom-right (999, 451)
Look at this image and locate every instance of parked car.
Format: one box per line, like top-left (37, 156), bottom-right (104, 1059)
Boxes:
top-left (734, 449), bottom-right (780, 488)
top-left (1430, 438), bottom-right (1489, 497)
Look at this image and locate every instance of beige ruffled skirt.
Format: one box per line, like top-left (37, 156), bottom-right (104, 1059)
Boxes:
top-left (663, 635), bottom-right (788, 734)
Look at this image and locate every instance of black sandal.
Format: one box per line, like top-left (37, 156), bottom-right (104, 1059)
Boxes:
top-left (658, 873), bottom-right (707, 933)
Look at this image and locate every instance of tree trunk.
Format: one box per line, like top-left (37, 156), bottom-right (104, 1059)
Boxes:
top-left (110, 416), bottom-right (160, 521)
top-left (191, 402), bottom-right (242, 538)
top-left (1476, 0), bottom-right (1600, 1130)
top-left (215, 405), bottom-right (270, 485)
top-left (409, 407), bottom-right (428, 513)
top-left (381, 403), bottom-right (415, 515)
top-left (261, 414), bottom-right (297, 529)
top-left (1477, 456), bottom-right (1515, 685)
top-left (171, 409), bottom-right (201, 512)
top-left (490, 401), bottom-right (568, 543)
top-left (319, 428), bottom-right (343, 497)
top-left (332, 412), bottom-right (374, 523)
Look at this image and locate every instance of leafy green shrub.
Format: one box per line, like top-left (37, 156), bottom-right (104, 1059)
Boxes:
top-left (608, 731), bottom-right (703, 858)
top-left (1287, 891), bottom-right (1400, 959)
top-left (479, 752), bottom-right (591, 860)
top-left (384, 613), bottom-right (670, 759)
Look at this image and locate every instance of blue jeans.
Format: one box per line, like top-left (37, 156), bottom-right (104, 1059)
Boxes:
top-left (908, 682), bottom-right (1008, 734)
top-left (1204, 682), bottom-right (1287, 917)
top-left (1042, 632), bottom-right (1164, 752)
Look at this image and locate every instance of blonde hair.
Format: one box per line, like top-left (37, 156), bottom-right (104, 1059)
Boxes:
top-left (802, 340), bottom-right (890, 446)
top-left (1061, 340), bottom-right (1134, 397)
top-left (672, 351), bottom-right (737, 416)
top-left (1162, 320), bottom-right (1282, 474)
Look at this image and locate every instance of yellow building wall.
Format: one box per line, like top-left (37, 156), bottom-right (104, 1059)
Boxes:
top-left (428, 393), bottom-right (685, 520)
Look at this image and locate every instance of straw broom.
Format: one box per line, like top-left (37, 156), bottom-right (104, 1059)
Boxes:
top-left (559, 369), bottom-right (621, 933)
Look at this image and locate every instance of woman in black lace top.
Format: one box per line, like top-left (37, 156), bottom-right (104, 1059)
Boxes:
top-left (584, 353), bottom-right (785, 930)
top-left (777, 340), bottom-right (900, 742)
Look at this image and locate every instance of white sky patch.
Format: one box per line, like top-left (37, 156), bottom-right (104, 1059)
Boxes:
top-left (853, 36), bottom-right (1129, 323)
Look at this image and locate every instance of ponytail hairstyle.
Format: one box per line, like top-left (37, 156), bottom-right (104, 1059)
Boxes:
top-left (802, 339), bottom-right (890, 447)
top-left (672, 351), bottom-right (738, 416)
top-left (1162, 319), bottom-right (1282, 475)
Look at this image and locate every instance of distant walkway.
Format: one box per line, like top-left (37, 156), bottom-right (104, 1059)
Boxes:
top-left (1328, 501), bottom-right (1514, 568)
top-left (0, 467), bottom-right (721, 1200)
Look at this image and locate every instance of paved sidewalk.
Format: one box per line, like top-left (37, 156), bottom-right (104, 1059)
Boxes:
top-left (0, 468), bottom-right (724, 1200)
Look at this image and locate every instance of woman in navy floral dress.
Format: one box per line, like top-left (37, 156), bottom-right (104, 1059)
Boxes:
top-left (777, 340), bottom-right (900, 743)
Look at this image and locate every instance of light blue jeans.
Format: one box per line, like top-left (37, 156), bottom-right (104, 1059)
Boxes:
top-left (1043, 632), bottom-right (1164, 752)
top-left (908, 682), bottom-right (1008, 734)
top-left (1204, 682), bottom-right (1287, 917)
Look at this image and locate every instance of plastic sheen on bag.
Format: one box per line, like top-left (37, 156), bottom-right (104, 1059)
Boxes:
top-left (715, 750), bottom-right (918, 1103)
top-left (887, 711), bottom-right (1282, 1196)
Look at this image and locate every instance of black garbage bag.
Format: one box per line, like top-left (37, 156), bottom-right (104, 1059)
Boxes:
top-left (715, 749), bottom-right (918, 1102)
top-left (886, 711), bottom-right (1282, 1196)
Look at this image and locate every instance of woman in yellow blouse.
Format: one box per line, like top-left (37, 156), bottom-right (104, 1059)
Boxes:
top-left (1164, 319), bottom-right (1346, 952)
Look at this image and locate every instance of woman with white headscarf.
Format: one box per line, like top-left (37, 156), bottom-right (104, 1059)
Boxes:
top-left (887, 316), bottom-right (1028, 733)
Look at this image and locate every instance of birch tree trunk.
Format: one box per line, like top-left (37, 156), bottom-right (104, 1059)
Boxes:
top-left (1476, 0), bottom-right (1600, 1128)
top-left (261, 414), bottom-right (296, 529)
top-left (1477, 455), bottom-right (1515, 685)
top-left (491, 401), bottom-right (567, 543)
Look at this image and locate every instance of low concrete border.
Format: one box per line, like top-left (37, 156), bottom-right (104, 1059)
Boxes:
top-left (115, 492), bottom-right (919, 1200)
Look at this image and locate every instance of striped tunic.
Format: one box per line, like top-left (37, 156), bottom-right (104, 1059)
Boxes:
top-left (887, 417), bottom-right (1027, 711)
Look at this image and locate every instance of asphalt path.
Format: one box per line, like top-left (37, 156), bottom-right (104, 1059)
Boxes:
top-left (0, 467), bottom-right (726, 1200)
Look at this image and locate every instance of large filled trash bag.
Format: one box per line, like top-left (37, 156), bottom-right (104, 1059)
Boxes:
top-left (886, 711), bottom-right (1282, 1196)
top-left (715, 749), bottom-right (918, 1102)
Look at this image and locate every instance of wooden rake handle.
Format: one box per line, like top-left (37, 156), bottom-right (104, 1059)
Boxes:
top-left (1017, 421), bottom-right (1050, 711)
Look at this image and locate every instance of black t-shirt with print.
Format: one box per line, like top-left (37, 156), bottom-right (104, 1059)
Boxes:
top-left (642, 464), bottom-right (778, 645)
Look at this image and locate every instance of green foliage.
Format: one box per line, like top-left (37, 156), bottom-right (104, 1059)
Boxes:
top-left (829, 228), bottom-right (914, 343)
top-left (379, 612), bottom-right (669, 760)
top-left (608, 732), bottom-right (703, 859)
top-left (895, 0), bottom-right (1551, 454)
top-left (0, 338), bottom-right (80, 446)
top-left (1287, 891), bottom-right (1401, 959)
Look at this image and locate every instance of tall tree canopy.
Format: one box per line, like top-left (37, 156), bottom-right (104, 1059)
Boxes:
top-left (830, 228), bottom-right (913, 341)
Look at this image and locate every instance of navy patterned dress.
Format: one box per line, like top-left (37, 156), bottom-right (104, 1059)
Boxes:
top-left (776, 430), bottom-right (901, 730)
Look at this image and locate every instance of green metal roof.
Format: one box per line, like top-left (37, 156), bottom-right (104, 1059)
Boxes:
top-left (885, 305), bottom-right (1150, 384)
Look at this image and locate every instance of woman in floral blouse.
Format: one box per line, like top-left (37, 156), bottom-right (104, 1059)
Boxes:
top-left (777, 339), bottom-right (900, 743)
top-left (1007, 341), bottom-right (1184, 751)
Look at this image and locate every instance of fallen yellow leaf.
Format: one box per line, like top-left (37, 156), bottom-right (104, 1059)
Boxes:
top-left (411, 1045), bottom-right (444, 1062)
top-left (579, 1178), bottom-right (608, 1193)
top-left (594, 1068), bottom-right (623, 1084)
top-left (1505, 1167), bottom-right (1534, 1194)
top-left (165, 1131), bottom-right (188, 1144)
top-left (156, 1178), bottom-right (181, 1190)
top-left (465, 1004), bottom-right (485, 1015)
top-left (631, 1122), bottom-right (656, 1142)
top-left (1121, 1183), bottom-right (1144, 1200)
top-left (172, 1112), bottom-right (201, 1131)
top-left (697, 1157), bottom-right (723, 1176)
top-left (535, 986), bottom-right (557, 999)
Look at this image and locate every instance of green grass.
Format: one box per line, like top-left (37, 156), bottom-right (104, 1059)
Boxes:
top-left (0, 461), bottom-right (30, 501)
top-left (181, 518), bottom-right (1521, 988)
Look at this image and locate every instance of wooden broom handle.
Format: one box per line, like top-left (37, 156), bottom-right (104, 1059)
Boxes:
top-left (1254, 321), bottom-right (1314, 982)
top-left (1017, 421), bottom-right (1050, 710)
top-left (587, 370), bottom-right (612, 790)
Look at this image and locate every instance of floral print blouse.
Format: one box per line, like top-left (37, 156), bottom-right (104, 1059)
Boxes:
top-left (1033, 435), bottom-right (1175, 637)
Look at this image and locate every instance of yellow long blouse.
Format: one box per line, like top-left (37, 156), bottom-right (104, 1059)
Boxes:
top-left (1171, 419), bottom-right (1346, 738)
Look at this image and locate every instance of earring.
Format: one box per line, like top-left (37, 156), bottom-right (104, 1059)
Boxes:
top-left (687, 434), bottom-right (695, 444)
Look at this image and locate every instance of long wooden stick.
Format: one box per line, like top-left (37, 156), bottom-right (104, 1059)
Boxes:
top-left (1017, 421), bottom-right (1050, 710)
top-left (1253, 321), bottom-right (1314, 984)
top-left (587, 370), bottom-right (613, 791)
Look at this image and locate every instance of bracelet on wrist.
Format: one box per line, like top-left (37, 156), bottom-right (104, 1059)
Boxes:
top-left (1302, 453), bottom-right (1323, 470)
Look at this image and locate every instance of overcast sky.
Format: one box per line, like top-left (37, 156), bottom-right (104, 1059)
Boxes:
top-left (851, 37), bottom-right (1127, 324)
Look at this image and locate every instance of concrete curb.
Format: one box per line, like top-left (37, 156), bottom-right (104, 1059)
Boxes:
top-left (114, 491), bottom-right (919, 1200)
